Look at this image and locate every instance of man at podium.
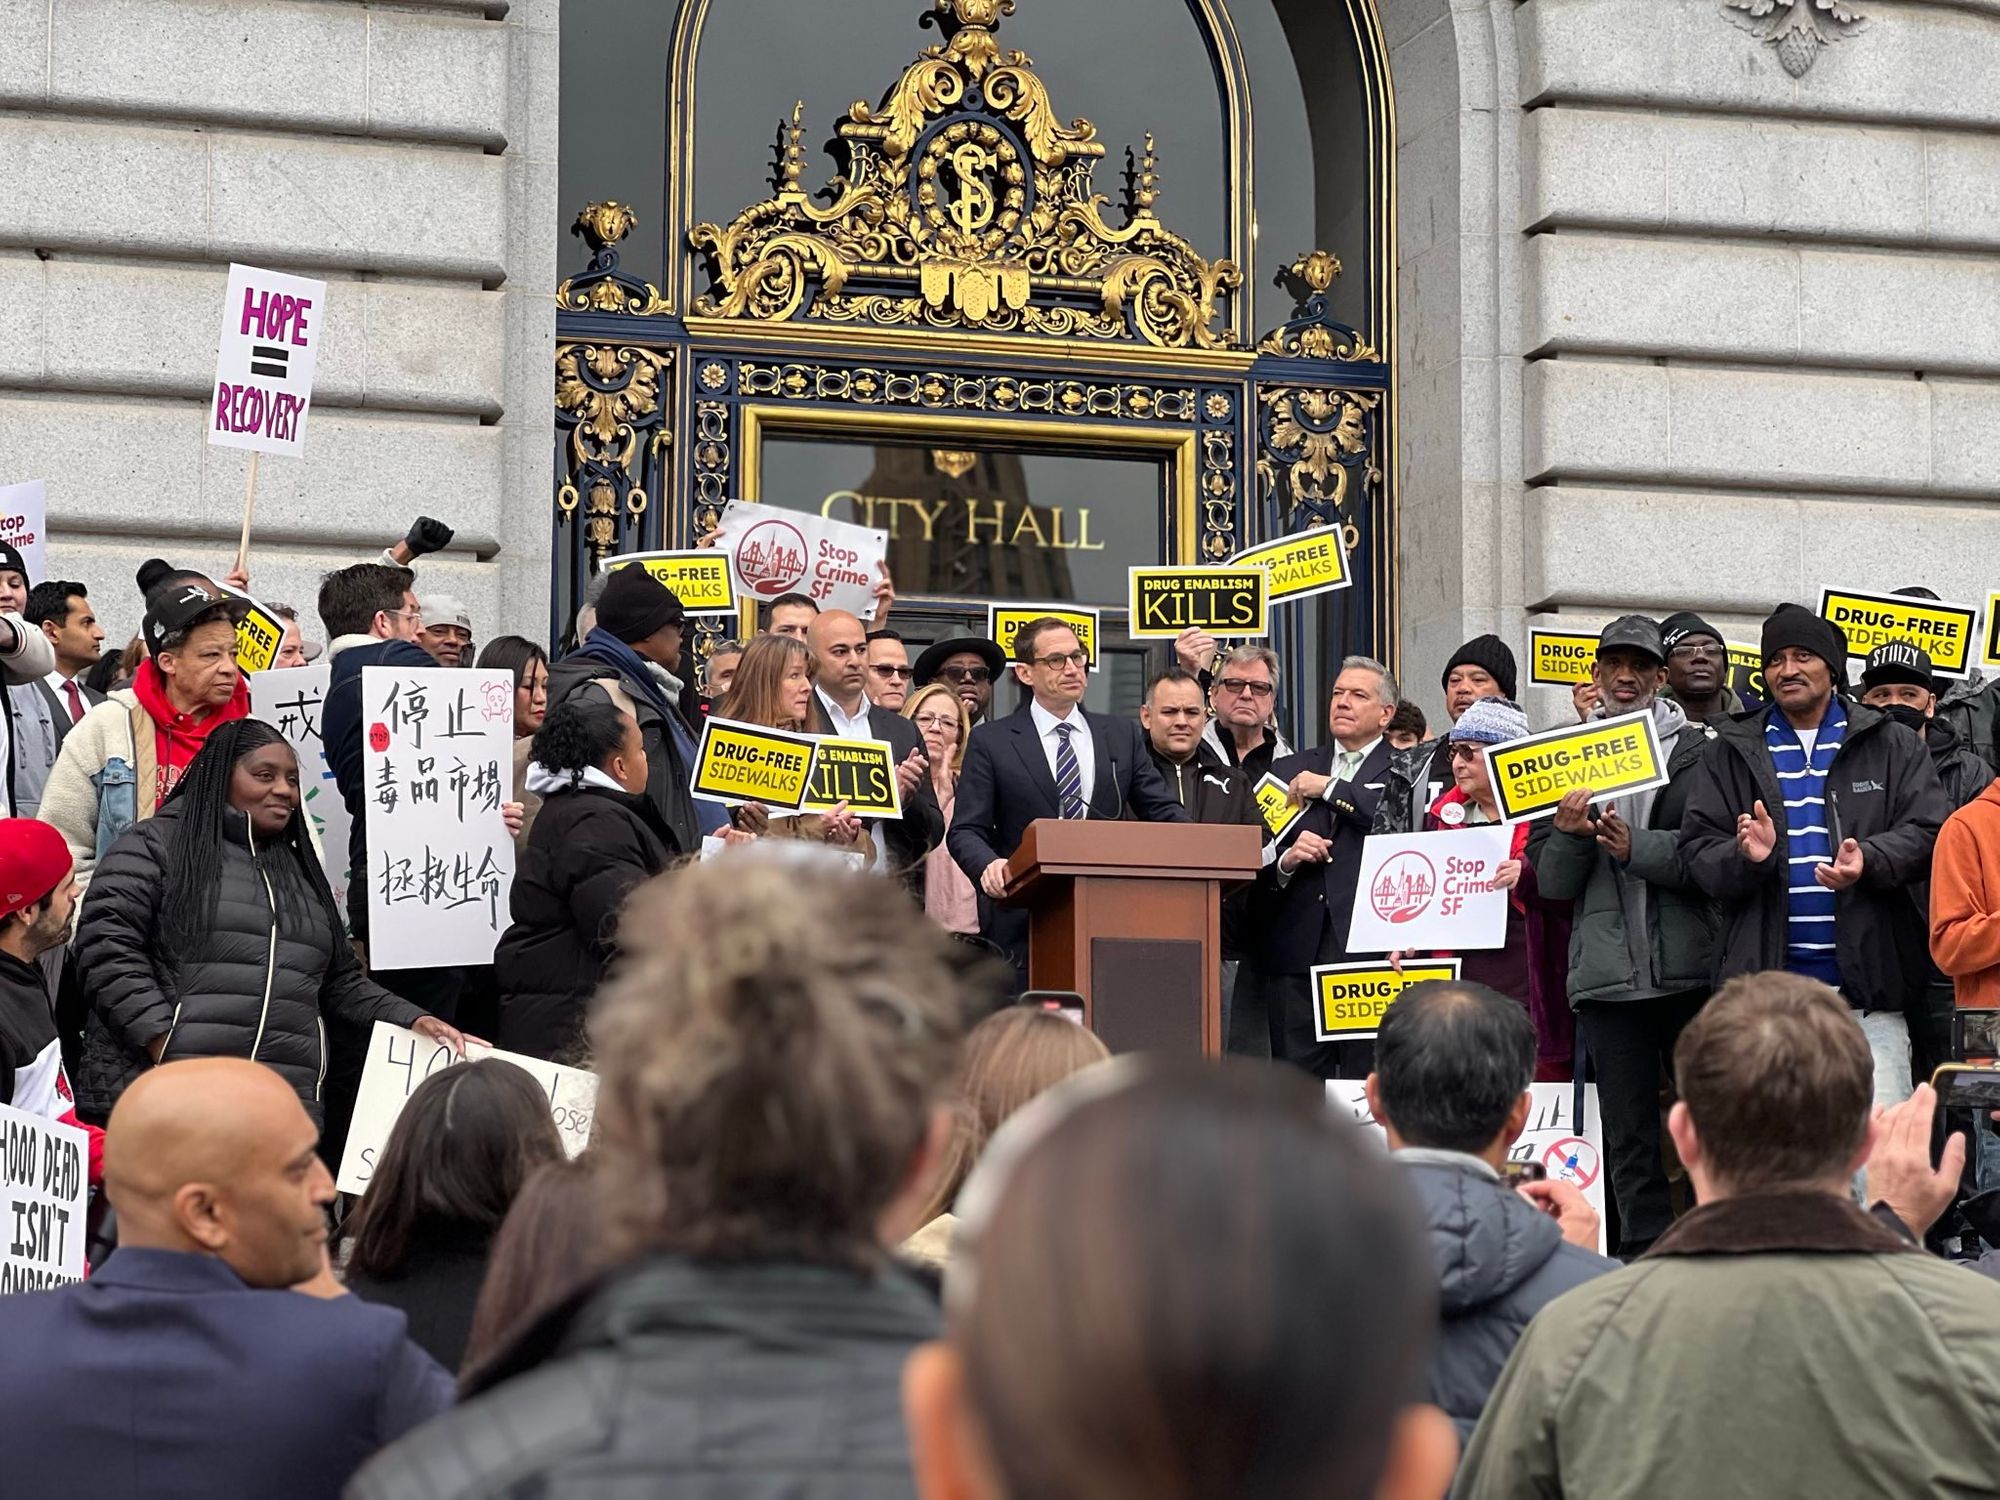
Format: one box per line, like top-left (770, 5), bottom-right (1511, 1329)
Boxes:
top-left (947, 618), bottom-right (1187, 970)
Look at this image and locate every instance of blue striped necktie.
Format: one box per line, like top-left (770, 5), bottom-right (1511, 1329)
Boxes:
top-left (1054, 722), bottom-right (1086, 819)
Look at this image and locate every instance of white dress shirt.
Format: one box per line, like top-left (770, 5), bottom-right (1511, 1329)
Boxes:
top-left (1030, 698), bottom-right (1095, 810)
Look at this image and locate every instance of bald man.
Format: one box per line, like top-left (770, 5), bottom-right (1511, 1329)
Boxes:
top-left (806, 608), bottom-right (943, 883)
top-left (0, 1059), bottom-right (452, 1499)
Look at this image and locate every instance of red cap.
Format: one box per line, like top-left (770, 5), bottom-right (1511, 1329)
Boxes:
top-left (0, 820), bottom-right (73, 919)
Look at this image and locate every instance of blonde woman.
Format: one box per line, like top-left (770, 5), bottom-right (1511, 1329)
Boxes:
top-left (718, 635), bottom-right (870, 860)
top-left (904, 681), bottom-right (978, 934)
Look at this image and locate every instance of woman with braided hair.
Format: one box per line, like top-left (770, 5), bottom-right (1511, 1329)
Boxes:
top-left (72, 717), bottom-right (464, 1124)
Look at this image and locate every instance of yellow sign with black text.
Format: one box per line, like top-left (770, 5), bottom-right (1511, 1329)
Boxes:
top-left (1253, 773), bottom-right (1305, 842)
top-left (689, 717), bottom-right (819, 810)
top-left (1726, 643), bottom-right (1767, 706)
top-left (1529, 629), bottom-right (1600, 687)
top-left (1228, 528), bottom-right (1349, 604)
top-left (1312, 960), bottom-right (1463, 1041)
top-left (231, 597), bottom-right (286, 674)
top-left (1985, 594), bottom-right (2000, 669)
top-left (1819, 586), bottom-right (1977, 678)
top-left (799, 736), bottom-right (903, 820)
top-left (1485, 710), bottom-right (1669, 823)
top-left (987, 605), bottom-right (1099, 671)
top-left (1127, 567), bottom-right (1268, 640)
top-left (604, 550), bottom-right (737, 615)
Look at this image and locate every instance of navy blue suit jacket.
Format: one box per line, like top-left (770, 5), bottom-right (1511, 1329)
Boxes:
top-left (1246, 738), bottom-right (1395, 975)
top-left (0, 1247), bottom-right (454, 1499)
top-left (947, 706), bottom-right (1188, 961)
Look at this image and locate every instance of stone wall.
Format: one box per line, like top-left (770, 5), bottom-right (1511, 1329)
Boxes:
top-left (0, 0), bottom-right (557, 649)
top-left (1393, 0), bottom-right (2000, 725)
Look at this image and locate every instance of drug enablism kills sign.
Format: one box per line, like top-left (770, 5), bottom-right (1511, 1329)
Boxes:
top-left (1310, 959), bottom-right (1462, 1042)
top-left (1819, 586), bottom-right (1979, 679)
top-left (0, 479), bottom-right (46, 585)
top-left (337, 1021), bottom-right (595, 1195)
top-left (1228, 528), bottom-right (1349, 604)
top-left (1126, 566), bottom-right (1268, 639)
top-left (799, 736), bottom-right (903, 820)
top-left (1, 1102), bottom-right (87, 1292)
top-left (1984, 595), bottom-right (2000, 670)
top-left (1346, 827), bottom-right (1512, 954)
top-left (209, 264), bottom-right (326, 457)
top-left (1331, 1079), bottom-right (1608, 1252)
top-left (1252, 772), bottom-right (1306, 842)
top-left (361, 667), bottom-right (516, 970)
top-left (1529, 628), bottom-right (1600, 687)
top-left (1726, 643), bottom-right (1767, 707)
top-left (988, 605), bottom-right (1100, 670)
top-left (1484, 710), bottom-right (1669, 824)
top-left (689, 717), bottom-right (820, 810)
top-left (251, 665), bottom-right (354, 922)
top-left (715, 499), bottom-right (889, 621)
top-left (603, 550), bottom-right (737, 615)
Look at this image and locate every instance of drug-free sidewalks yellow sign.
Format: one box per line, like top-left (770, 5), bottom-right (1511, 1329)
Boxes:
top-left (987, 605), bottom-right (1099, 670)
top-left (1228, 528), bottom-right (1349, 604)
top-left (1127, 566), bottom-right (1268, 639)
top-left (1528, 629), bottom-right (1599, 687)
top-left (1253, 772), bottom-right (1306, 842)
top-left (603, 550), bottom-right (738, 615)
top-left (1311, 959), bottom-right (1462, 1042)
top-left (1484, 710), bottom-right (1669, 824)
top-left (688, 717), bottom-right (819, 810)
top-left (225, 593), bottom-right (287, 674)
top-left (1819, 586), bottom-right (1978, 679)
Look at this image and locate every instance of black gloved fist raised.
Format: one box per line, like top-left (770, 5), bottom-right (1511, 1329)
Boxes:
top-left (404, 517), bottom-right (455, 558)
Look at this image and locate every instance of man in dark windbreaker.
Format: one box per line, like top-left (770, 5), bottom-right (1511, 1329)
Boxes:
top-left (1679, 604), bottom-right (1951, 1111)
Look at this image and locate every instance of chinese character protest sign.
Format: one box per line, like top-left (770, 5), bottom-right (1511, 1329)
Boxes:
top-left (250, 665), bottom-right (354, 921)
top-left (337, 1021), bottom-right (595, 1195)
top-left (209, 264), bottom-right (326, 457)
top-left (361, 667), bottom-right (515, 969)
top-left (1, 1102), bottom-right (87, 1292)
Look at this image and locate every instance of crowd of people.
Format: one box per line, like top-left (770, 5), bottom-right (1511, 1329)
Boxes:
top-left (3, 523), bottom-right (2000, 1494)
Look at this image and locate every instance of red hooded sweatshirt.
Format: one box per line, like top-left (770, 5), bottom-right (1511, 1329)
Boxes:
top-left (131, 657), bottom-right (251, 805)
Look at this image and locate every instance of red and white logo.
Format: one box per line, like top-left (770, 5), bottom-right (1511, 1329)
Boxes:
top-left (1369, 852), bottom-right (1436, 924)
top-left (1543, 1137), bottom-right (1601, 1189)
top-left (736, 519), bottom-right (808, 597)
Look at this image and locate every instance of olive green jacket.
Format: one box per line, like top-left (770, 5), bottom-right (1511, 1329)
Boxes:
top-left (1453, 1193), bottom-right (2000, 1499)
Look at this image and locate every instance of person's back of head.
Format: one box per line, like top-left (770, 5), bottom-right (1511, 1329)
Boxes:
top-left (915, 1006), bottom-right (1110, 1227)
top-left (906, 1060), bottom-right (1455, 1500)
top-left (344, 1059), bottom-right (566, 1281)
top-left (317, 562), bottom-right (416, 642)
top-left (529, 694), bottom-right (646, 794)
top-left (1672, 972), bottom-right (1874, 1199)
top-left (591, 858), bottom-right (979, 1269)
top-left (1370, 981), bottom-right (1535, 1155)
top-left (460, 1155), bottom-right (605, 1379)
top-left (104, 1057), bottom-right (335, 1289)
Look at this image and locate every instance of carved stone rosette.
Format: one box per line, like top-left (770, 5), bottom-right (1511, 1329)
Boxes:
top-left (1724, 0), bottom-right (1867, 78)
top-left (687, 0), bottom-right (1242, 349)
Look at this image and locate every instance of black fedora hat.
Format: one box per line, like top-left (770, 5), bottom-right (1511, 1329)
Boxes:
top-left (914, 635), bottom-right (1008, 687)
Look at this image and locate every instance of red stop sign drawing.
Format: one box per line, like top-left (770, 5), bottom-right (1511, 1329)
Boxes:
top-left (1543, 1137), bottom-right (1601, 1189)
top-left (368, 722), bottom-right (391, 754)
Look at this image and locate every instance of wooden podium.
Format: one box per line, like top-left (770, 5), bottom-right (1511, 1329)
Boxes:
top-left (1002, 820), bottom-right (1263, 1058)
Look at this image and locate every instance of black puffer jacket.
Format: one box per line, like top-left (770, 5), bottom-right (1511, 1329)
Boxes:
top-left (495, 777), bottom-right (671, 1061)
top-left (73, 801), bottom-right (422, 1122)
top-left (348, 1256), bottom-right (938, 1500)
top-left (1403, 1154), bottom-right (1615, 1440)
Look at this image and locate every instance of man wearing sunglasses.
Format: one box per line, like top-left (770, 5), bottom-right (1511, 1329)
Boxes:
top-left (863, 629), bottom-right (914, 711)
top-left (949, 618), bottom-right (1187, 974)
top-left (1176, 634), bottom-right (1292, 784)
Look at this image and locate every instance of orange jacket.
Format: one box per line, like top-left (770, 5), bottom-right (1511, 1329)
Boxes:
top-left (1930, 777), bottom-right (2000, 1007)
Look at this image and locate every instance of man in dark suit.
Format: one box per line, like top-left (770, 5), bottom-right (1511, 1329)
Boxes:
top-left (806, 609), bottom-right (944, 882)
top-left (0, 1056), bottom-right (453, 1499)
top-left (1242, 655), bottom-right (1400, 1078)
top-left (9, 580), bottom-right (107, 819)
top-left (949, 617), bottom-right (1189, 968)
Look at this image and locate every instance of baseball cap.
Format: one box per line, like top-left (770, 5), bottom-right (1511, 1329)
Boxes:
top-left (1860, 640), bottom-right (1934, 692)
top-left (419, 594), bottom-right (472, 634)
top-left (1598, 614), bottom-right (1664, 664)
top-left (0, 819), bottom-right (73, 919)
top-left (141, 580), bottom-right (244, 656)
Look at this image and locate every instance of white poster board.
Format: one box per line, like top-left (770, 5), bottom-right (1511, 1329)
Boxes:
top-left (0, 1101), bottom-right (88, 1291)
top-left (361, 666), bottom-right (515, 969)
top-left (336, 1021), bottom-right (596, 1195)
top-left (1331, 1080), bottom-right (1608, 1254)
top-left (250, 665), bottom-right (354, 922)
top-left (714, 499), bottom-right (889, 621)
top-left (0, 479), bottom-right (47, 584)
top-left (1346, 826), bottom-right (1512, 954)
top-left (208, 263), bottom-right (326, 456)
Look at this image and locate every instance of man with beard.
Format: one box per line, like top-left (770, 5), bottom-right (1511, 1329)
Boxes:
top-left (914, 636), bottom-right (1007, 727)
top-left (1658, 611), bottom-right (1737, 727)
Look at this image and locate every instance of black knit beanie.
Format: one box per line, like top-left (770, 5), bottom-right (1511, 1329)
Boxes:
top-left (595, 565), bottom-right (686, 645)
top-left (1659, 611), bottom-right (1725, 653)
top-left (1441, 634), bottom-right (1518, 701)
top-left (1760, 603), bottom-right (1847, 674)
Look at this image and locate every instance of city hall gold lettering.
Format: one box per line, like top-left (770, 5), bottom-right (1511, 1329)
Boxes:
top-left (820, 491), bottom-right (1105, 551)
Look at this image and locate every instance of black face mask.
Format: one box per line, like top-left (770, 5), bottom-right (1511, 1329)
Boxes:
top-left (1878, 703), bottom-right (1930, 737)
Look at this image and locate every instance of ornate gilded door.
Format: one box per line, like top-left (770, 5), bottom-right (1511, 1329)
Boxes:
top-left (553, 0), bottom-right (1392, 731)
